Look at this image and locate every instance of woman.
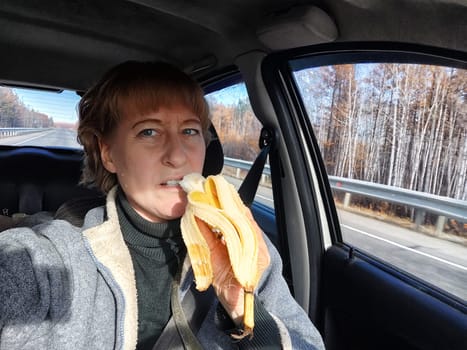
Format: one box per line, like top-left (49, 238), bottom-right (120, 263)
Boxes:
top-left (0, 61), bottom-right (325, 350)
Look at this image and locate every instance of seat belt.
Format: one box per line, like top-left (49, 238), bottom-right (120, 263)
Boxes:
top-left (170, 276), bottom-right (210, 350)
top-left (153, 269), bottom-right (214, 350)
top-left (238, 128), bottom-right (273, 207)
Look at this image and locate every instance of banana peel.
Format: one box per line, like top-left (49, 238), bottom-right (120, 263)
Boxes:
top-left (179, 173), bottom-right (261, 339)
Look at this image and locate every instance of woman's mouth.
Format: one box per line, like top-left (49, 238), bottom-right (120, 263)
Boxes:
top-left (163, 180), bottom-right (181, 187)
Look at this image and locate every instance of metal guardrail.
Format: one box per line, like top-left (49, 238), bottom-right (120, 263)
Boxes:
top-left (328, 176), bottom-right (467, 221)
top-left (224, 157), bottom-right (467, 234)
top-left (224, 157), bottom-right (271, 176)
top-left (329, 176), bottom-right (467, 234)
top-left (0, 127), bottom-right (48, 138)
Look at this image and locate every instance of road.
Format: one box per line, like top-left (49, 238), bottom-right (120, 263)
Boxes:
top-left (3, 129), bottom-right (466, 301)
top-left (0, 128), bottom-right (81, 148)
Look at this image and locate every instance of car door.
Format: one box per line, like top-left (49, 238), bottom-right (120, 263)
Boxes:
top-left (257, 42), bottom-right (467, 350)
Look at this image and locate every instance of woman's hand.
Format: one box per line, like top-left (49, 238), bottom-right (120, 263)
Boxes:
top-left (196, 208), bottom-right (270, 325)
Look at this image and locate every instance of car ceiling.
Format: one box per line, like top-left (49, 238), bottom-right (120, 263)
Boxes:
top-left (0, 0), bottom-right (465, 91)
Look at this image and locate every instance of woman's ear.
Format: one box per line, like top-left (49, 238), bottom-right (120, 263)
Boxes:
top-left (99, 138), bottom-right (117, 173)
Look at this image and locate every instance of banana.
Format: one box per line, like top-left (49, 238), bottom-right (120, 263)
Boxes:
top-left (179, 173), bottom-right (261, 339)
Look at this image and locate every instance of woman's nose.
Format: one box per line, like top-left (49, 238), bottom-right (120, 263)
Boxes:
top-left (162, 135), bottom-right (187, 167)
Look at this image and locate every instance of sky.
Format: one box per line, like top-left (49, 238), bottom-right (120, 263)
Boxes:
top-left (13, 88), bottom-right (81, 124)
top-left (205, 83), bottom-right (249, 105)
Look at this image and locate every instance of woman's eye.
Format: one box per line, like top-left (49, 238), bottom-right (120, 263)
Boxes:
top-left (139, 129), bottom-right (157, 137)
top-left (183, 128), bottom-right (200, 136)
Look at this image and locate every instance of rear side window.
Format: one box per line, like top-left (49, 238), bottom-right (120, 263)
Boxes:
top-left (291, 61), bottom-right (467, 302)
top-left (0, 86), bottom-right (81, 148)
top-left (205, 82), bottom-right (273, 209)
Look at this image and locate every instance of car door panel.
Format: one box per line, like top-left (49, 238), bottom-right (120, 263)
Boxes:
top-left (324, 245), bottom-right (466, 350)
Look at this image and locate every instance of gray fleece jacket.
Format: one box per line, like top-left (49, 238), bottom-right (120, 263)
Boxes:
top-left (0, 187), bottom-right (325, 350)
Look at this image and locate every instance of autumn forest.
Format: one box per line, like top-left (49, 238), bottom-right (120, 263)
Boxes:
top-left (295, 63), bottom-right (466, 201)
top-left (0, 87), bottom-right (54, 128)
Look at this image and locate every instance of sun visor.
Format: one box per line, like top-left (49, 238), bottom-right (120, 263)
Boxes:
top-left (257, 6), bottom-right (338, 50)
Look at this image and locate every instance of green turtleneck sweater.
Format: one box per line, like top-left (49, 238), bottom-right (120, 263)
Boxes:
top-left (116, 189), bottom-right (186, 350)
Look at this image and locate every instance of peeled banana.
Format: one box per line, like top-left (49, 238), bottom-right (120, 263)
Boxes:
top-left (179, 173), bottom-right (261, 339)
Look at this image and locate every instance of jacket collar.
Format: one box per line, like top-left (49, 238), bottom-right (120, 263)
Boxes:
top-left (83, 186), bottom-right (138, 350)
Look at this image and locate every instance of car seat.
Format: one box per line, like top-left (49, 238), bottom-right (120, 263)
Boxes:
top-left (0, 146), bottom-right (101, 218)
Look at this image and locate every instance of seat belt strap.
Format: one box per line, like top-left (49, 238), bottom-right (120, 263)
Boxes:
top-left (170, 278), bottom-right (204, 350)
top-left (238, 128), bottom-right (273, 207)
top-left (153, 268), bottom-right (215, 350)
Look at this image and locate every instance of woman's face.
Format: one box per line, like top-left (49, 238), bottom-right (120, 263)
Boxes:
top-left (100, 105), bottom-right (206, 222)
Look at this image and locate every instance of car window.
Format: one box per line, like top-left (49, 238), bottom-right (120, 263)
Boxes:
top-left (291, 61), bottom-right (467, 302)
top-left (0, 86), bottom-right (81, 148)
top-left (205, 82), bottom-right (273, 209)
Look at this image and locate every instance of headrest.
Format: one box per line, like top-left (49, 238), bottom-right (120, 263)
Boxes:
top-left (202, 124), bottom-right (224, 176)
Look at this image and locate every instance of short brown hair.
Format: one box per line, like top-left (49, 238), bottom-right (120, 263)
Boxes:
top-left (77, 61), bottom-right (211, 193)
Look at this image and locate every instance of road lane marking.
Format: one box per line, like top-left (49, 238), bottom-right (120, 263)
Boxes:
top-left (256, 194), bottom-right (274, 203)
top-left (12, 131), bottom-right (53, 145)
top-left (342, 224), bottom-right (467, 271)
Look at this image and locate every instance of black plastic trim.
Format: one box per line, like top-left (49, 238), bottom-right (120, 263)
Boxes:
top-left (324, 245), bottom-right (467, 350)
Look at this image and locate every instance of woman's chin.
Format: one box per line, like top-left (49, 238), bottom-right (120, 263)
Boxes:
top-left (160, 199), bottom-right (187, 220)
